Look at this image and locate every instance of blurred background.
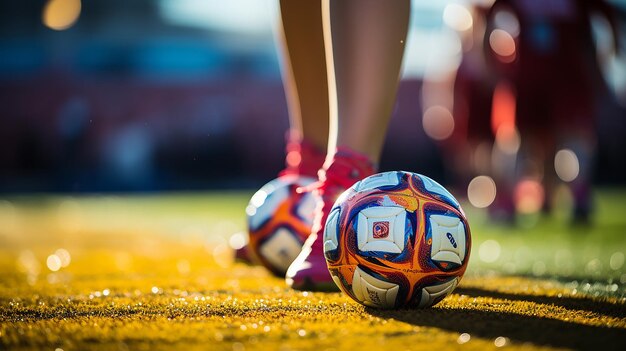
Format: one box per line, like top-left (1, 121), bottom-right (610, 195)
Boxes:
top-left (1, 0), bottom-right (625, 213)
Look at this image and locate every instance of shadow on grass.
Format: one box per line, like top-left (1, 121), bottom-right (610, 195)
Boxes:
top-left (455, 287), bottom-right (626, 319)
top-left (366, 288), bottom-right (626, 351)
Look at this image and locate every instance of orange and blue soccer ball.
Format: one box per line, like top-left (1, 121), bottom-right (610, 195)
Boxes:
top-left (323, 171), bottom-right (471, 309)
top-left (246, 174), bottom-right (317, 276)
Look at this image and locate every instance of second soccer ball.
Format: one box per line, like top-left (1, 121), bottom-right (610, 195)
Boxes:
top-left (246, 175), bottom-right (317, 276)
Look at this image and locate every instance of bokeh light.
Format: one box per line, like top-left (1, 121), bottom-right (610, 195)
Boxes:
top-left (495, 126), bottom-right (520, 155)
top-left (479, 239), bottom-right (501, 263)
top-left (177, 259), bottom-right (191, 275)
top-left (42, 0), bottom-right (82, 31)
top-left (494, 9), bottom-right (520, 37)
top-left (17, 251), bottom-right (41, 276)
top-left (286, 151), bottom-right (302, 170)
top-left (247, 189), bottom-right (269, 217)
top-left (494, 336), bottom-right (509, 347)
top-left (610, 252), bottom-right (624, 270)
top-left (205, 237), bottom-right (235, 268)
top-left (472, 142), bottom-right (492, 174)
top-left (55, 248), bottom-right (71, 267)
top-left (491, 82), bottom-right (516, 138)
top-left (443, 4), bottom-right (473, 32)
top-left (514, 179), bottom-right (545, 214)
top-left (229, 232), bottom-right (248, 250)
top-left (46, 254), bottom-right (62, 272)
top-left (489, 29), bottom-right (516, 62)
top-left (467, 175), bottom-right (497, 208)
top-left (586, 259), bottom-right (603, 277)
top-left (422, 105), bottom-right (455, 141)
top-left (554, 149), bottom-right (580, 182)
top-left (457, 333), bottom-right (471, 344)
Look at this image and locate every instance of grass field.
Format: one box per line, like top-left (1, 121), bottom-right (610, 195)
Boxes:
top-left (0, 190), bottom-right (625, 350)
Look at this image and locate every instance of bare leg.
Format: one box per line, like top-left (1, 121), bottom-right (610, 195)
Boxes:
top-left (279, 0), bottom-right (329, 151)
top-left (323, 0), bottom-right (410, 162)
top-left (286, 0), bottom-right (411, 291)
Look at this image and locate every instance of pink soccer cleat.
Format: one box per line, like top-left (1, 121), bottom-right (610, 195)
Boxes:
top-left (279, 132), bottom-right (327, 178)
top-left (286, 146), bottom-right (376, 291)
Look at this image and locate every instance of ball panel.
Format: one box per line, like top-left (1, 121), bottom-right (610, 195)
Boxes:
top-left (418, 277), bottom-right (459, 308)
top-left (355, 171), bottom-right (400, 192)
top-left (352, 266), bottom-right (399, 308)
top-left (323, 207), bottom-right (340, 253)
top-left (248, 184), bottom-right (289, 231)
top-left (360, 205), bottom-right (405, 219)
top-left (259, 227), bottom-right (303, 273)
top-left (417, 174), bottom-right (461, 210)
top-left (296, 192), bottom-right (316, 226)
top-left (356, 206), bottom-right (406, 254)
top-left (429, 214), bottom-right (466, 267)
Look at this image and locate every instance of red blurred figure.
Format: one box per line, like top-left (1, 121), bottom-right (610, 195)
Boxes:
top-left (483, 0), bottom-right (620, 222)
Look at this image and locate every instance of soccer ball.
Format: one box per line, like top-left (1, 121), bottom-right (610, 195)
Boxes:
top-left (324, 171), bottom-right (471, 309)
top-left (246, 174), bottom-right (317, 276)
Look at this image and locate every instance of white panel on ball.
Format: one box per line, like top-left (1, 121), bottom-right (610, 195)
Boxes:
top-left (418, 277), bottom-right (459, 308)
top-left (323, 208), bottom-right (341, 253)
top-left (248, 183), bottom-right (289, 231)
top-left (352, 267), bottom-right (399, 308)
top-left (429, 214), bottom-right (466, 265)
top-left (296, 192), bottom-right (316, 225)
top-left (259, 228), bottom-right (302, 272)
top-left (355, 171), bottom-right (400, 192)
top-left (419, 174), bottom-right (460, 208)
top-left (357, 207), bottom-right (406, 253)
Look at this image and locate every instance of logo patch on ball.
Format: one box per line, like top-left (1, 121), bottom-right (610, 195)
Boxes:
top-left (446, 232), bottom-right (457, 248)
top-left (373, 221), bottom-right (390, 238)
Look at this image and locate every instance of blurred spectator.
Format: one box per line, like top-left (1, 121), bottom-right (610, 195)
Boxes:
top-left (485, 0), bottom-right (621, 222)
top-left (423, 0), bottom-right (624, 224)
